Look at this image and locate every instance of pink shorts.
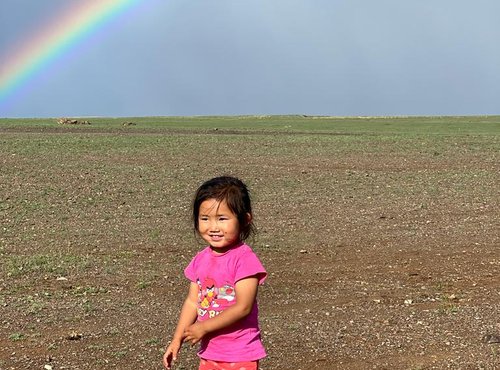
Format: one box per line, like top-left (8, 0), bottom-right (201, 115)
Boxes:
top-left (198, 359), bottom-right (259, 370)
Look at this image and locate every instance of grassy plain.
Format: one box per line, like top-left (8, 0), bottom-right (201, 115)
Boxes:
top-left (0, 115), bottom-right (499, 369)
top-left (0, 114), bottom-right (499, 134)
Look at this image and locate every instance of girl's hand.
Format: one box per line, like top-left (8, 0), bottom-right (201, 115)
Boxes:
top-left (183, 322), bottom-right (207, 345)
top-left (163, 339), bottom-right (182, 369)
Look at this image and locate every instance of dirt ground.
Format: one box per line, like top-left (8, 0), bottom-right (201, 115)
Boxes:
top-left (1, 123), bottom-right (499, 369)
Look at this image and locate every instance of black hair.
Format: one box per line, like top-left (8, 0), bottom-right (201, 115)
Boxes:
top-left (193, 176), bottom-right (255, 241)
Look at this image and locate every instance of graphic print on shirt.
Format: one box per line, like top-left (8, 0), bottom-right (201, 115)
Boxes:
top-left (197, 277), bottom-right (235, 319)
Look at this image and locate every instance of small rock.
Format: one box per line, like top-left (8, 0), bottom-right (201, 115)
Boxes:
top-left (300, 249), bottom-right (308, 254)
top-left (56, 277), bottom-right (68, 281)
top-left (44, 366), bottom-right (53, 370)
top-left (66, 332), bottom-right (83, 341)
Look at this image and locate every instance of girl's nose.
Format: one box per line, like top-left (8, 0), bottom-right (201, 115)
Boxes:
top-left (209, 221), bottom-right (220, 231)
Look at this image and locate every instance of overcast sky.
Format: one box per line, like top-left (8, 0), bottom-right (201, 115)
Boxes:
top-left (1, 0), bottom-right (499, 118)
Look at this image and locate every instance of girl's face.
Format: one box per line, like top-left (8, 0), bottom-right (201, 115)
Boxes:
top-left (198, 198), bottom-right (242, 253)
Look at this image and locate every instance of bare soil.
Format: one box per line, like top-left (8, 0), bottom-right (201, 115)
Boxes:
top-left (1, 125), bottom-right (499, 369)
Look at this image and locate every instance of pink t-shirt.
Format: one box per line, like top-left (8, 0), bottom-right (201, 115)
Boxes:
top-left (184, 242), bottom-right (267, 362)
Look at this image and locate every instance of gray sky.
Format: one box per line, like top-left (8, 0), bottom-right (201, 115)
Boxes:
top-left (1, 0), bottom-right (499, 118)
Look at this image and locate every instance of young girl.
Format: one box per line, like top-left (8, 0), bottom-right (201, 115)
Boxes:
top-left (163, 176), bottom-right (267, 370)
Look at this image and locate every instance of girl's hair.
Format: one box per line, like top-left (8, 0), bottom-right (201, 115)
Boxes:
top-left (193, 176), bottom-right (255, 241)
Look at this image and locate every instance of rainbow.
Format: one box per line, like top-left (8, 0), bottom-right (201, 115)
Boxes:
top-left (0, 0), bottom-right (140, 108)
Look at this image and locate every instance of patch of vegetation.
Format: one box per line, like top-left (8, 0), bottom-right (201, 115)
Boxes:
top-left (9, 332), bottom-right (25, 341)
top-left (82, 299), bottom-right (95, 314)
top-left (23, 295), bottom-right (46, 314)
top-left (70, 286), bottom-right (108, 296)
top-left (112, 350), bottom-right (128, 358)
top-left (4, 253), bottom-right (91, 277)
top-left (145, 337), bottom-right (161, 346)
top-left (136, 280), bottom-right (151, 290)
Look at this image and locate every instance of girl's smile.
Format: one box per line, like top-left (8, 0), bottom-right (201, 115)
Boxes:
top-left (198, 198), bottom-right (242, 253)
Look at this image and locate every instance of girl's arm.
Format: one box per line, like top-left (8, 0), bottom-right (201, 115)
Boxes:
top-left (183, 276), bottom-right (259, 344)
top-left (163, 282), bottom-right (199, 369)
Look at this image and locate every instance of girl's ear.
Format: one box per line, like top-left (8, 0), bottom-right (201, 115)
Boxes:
top-left (245, 212), bottom-right (252, 225)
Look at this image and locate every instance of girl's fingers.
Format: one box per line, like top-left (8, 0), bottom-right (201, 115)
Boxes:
top-left (163, 352), bottom-right (173, 369)
top-left (163, 345), bottom-right (181, 369)
top-left (183, 335), bottom-right (196, 345)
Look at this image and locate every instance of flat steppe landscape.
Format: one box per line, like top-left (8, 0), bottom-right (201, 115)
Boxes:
top-left (1, 115), bottom-right (499, 369)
